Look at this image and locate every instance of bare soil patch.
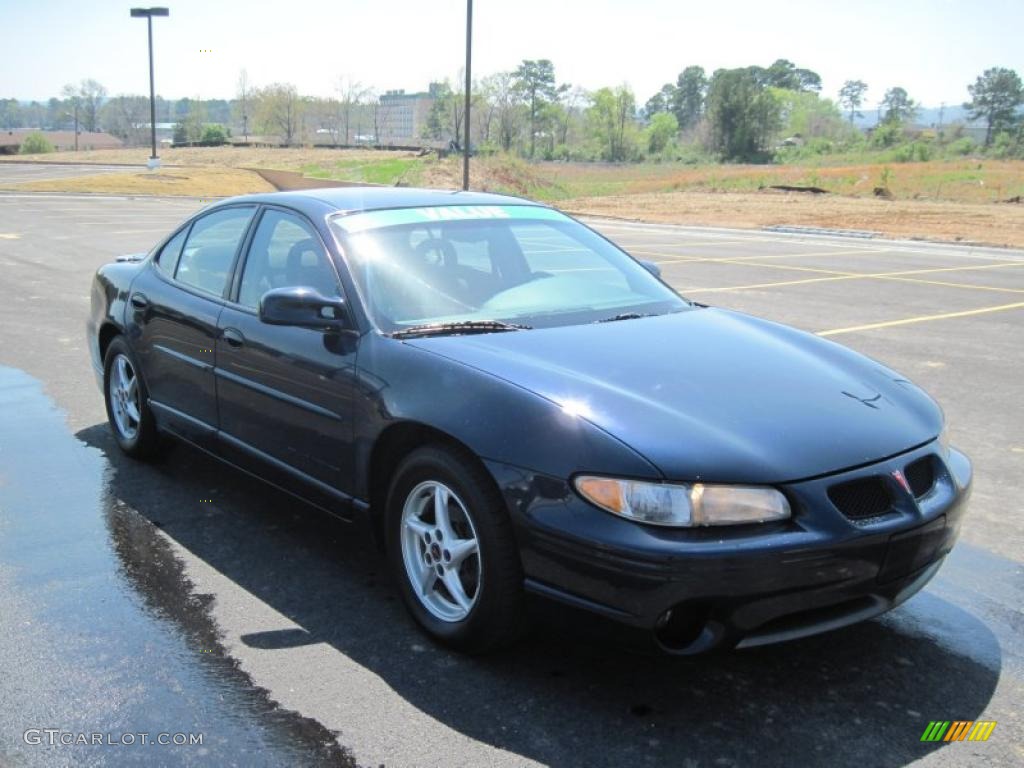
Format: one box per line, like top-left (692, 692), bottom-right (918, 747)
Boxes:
top-left (558, 190), bottom-right (1024, 249)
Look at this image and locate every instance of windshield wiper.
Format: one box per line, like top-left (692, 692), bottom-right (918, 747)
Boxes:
top-left (595, 312), bottom-right (658, 323)
top-left (389, 320), bottom-right (532, 339)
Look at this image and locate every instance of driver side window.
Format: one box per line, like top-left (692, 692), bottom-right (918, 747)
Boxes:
top-left (238, 210), bottom-right (339, 309)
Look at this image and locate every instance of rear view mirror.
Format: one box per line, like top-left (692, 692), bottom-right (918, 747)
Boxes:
top-left (640, 260), bottom-right (662, 278)
top-left (259, 287), bottom-right (349, 330)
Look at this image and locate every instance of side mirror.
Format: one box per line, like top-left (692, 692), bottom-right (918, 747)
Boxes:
top-left (259, 286), bottom-right (349, 330)
top-left (640, 260), bottom-right (662, 279)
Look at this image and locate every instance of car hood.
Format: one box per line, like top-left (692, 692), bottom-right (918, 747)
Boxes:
top-left (406, 307), bottom-right (942, 483)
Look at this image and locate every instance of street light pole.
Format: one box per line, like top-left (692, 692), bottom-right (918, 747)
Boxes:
top-left (462, 0), bottom-right (472, 191)
top-left (130, 7), bottom-right (169, 169)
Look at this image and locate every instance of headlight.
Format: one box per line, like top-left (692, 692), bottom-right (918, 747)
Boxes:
top-left (574, 476), bottom-right (791, 527)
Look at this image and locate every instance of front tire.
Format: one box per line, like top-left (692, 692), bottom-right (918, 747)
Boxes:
top-left (103, 336), bottom-right (161, 459)
top-left (386, 444), bottom-right (525, 653)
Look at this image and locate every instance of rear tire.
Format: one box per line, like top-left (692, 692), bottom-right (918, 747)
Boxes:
top-left (103, 336), bottom-right (161, 459)
top-left (386, 444), bottom-right (525, 653)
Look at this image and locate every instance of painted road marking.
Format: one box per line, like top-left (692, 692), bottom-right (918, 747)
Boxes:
top-left (817, 302), bottom-right (1024, 336)
top-left (629, 247), bottom-right (890, 265)
top-left (680, 267), bottom-right (1024, 297)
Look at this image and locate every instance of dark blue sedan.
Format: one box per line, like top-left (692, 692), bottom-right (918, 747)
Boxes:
top-left (88, 187), bottom-right (971, 653)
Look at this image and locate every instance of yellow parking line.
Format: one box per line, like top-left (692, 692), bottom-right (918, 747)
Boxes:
top-left (683, 274), bottom-right (862, 293)
top-left (874, 275), bottom-right (1024, 295)
top-left (873, 262), bottom-right (1024, 278)
top-left (633, 248), bottom-right (891, 266)
top-left (684, 272), bottom-right (1024, 296)
top-left (711, 258), bottom-right (1024, 280)
top-left (818, 302), bottom-right (1024, 336)
top-left (618, 239), bottom-right (750, 249)
top-left (628, 250), bottom-right (709, 263)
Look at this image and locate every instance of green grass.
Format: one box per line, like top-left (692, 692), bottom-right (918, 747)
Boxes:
top-left (300, 156), bottom-right (424, 186)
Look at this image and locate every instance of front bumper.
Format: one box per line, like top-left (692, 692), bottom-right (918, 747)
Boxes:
top-left (487, 440), bottom-right (971, 653)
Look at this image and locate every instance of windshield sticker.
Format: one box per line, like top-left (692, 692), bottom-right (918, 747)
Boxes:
top-left (334, 204), bottom-right (569, 234)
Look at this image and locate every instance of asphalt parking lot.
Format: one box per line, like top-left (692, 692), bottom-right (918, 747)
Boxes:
top-left (0, 192), bottom-right (1021, 767)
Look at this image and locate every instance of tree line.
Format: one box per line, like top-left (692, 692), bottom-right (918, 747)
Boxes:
top-left (4, 62), bottom-right (1022, 161)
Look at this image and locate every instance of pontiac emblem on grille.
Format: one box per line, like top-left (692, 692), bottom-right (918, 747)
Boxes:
top-left (891, 470), bottom-right (912, 494)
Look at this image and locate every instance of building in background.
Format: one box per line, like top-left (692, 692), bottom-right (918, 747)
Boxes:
top-left (377, 84), bottom-right (440, 145)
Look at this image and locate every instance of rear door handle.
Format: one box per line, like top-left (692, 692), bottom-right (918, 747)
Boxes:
top-left (222, 328), bottom-right (245, 348)
top-left (130, 293), bottom-right (149, 309)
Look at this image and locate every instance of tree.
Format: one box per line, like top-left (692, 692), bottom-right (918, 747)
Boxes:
top-left (671, 66), bottom-right (707, 131)
top-left (310, 97), bottom-right (344, 144)
top-left (0, 99), bottom-right (21, 129)
top-left (371, 94), bottom-right (394, 146)
top-left (336, 77), bottom-right (369, 144)
top-left (60, 83), bottom-right (82, 144)
top-left (764, 59), bottom-right (822, 92)
top-left (23, 101), bottom-right (46, 130)
top-left (557, 85), bottom-right (588, 149)
top-left (423, 81), bottom-right (459, 143)
top-left (182, 98), bottom-right (207, 143)
top-left (76, 79), bottom-right (107, 132)
top-left (482, 72), bottom-right (523, 152)
top-left (512, 59), bottom-right (560, 158)
top-left (19, 132), bottom-right (54, 154)
top-left (46, 97), bottom-right (63, 129)
top-left (254, 83), bottom-right (303, 144)
top-left (645, 111), bottom-right (678, 154)
top-left (881, 87), bottom-right (918, 125)
top-left (838, 80), bottom-right (868, 124)
top-left (705, 67), bottom-right (781, 160)
top-left (235, 69), bottom-right (251, 141)
top-left (100, 95), bottom-right (149, 145)
top-left (587, 85), bottom-right (638, 161)
top-left (774, 89), bottom-right (846, 139)
top-left (201, 124), bottom-right (228, 144)
top-left (965, 67), bottom-right (1023, 146)
top-left (643, 83), bottom-right (676, 118)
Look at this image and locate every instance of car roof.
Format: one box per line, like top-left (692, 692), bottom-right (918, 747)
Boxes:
top-left (214, 186), bottom-right (540, 218)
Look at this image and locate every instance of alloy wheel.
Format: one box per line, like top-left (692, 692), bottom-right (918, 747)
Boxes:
top-left (109, 353), bottom-right (141, 441)
top-left (400, 480), bottom-right (482, 622)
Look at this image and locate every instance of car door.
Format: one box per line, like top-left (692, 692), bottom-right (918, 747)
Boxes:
top-left (127, 205), bottom-right (257, 446)
top-left (215, 206), bottom-right (360, 509)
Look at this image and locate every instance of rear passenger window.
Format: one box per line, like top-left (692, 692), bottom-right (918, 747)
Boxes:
top-left (155, 228), bottom-right (188, 277)
top-left (175, 207), bottom-right (256, 297)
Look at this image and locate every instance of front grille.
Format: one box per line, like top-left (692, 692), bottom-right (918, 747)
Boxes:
top-left (828, 476), bottom-right (893, 520)
top-left (904, 456), bottom-right (936, 498)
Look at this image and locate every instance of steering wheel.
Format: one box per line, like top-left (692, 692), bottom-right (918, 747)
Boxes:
top-left (414, 237), bottom-right (457, 269)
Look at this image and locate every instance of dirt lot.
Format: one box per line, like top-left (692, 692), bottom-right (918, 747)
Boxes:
top-left (560, 190), bottom-right (1024, 248)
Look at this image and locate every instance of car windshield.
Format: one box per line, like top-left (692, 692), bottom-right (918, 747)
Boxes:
top-left (329, 204), bottom-right (688, 334)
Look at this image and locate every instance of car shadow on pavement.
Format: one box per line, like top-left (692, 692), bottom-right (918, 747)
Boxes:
top-left (78, 424), bottom-right (1002, 768)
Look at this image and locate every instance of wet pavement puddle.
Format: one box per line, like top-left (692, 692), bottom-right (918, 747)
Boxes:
top-left (0, 366), bottom-right (357, 767)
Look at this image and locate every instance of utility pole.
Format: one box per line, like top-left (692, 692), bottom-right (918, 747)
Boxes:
top-left (130, 7), bottom-right (169, 169)
top-left (462, 0), bottom-right (473, 191)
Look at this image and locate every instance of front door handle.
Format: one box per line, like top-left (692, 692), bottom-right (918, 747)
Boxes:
top-left (130, 293), bottom-right (149, 309)
top-left (222, 328), bottom-right (245, 348)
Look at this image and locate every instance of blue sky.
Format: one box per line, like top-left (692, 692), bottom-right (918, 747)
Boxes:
top-left (3, 0), bottom-right (1021, 107)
